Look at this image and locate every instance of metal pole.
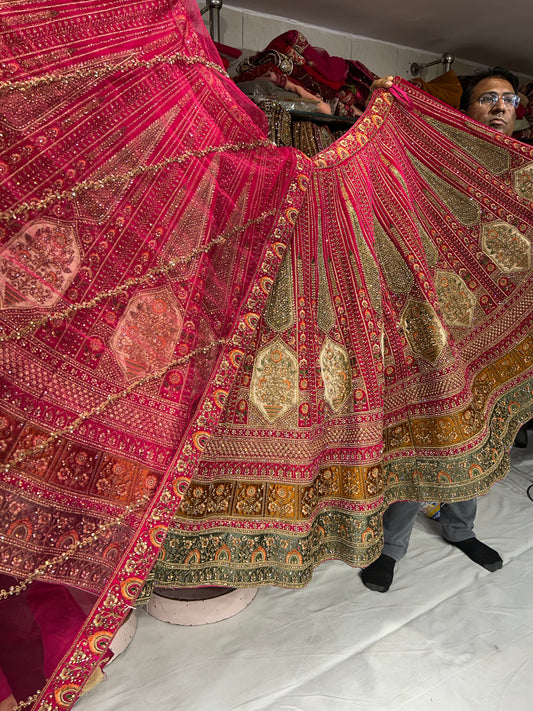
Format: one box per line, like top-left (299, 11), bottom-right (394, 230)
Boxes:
top-left (410, 53), bottom-right (455, 76)
top-left (200, 0), bottom-right (223, 42)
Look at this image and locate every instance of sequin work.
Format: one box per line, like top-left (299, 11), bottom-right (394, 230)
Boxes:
top-left (0, 1), bottom-right (311, 708)
top-left (153, 83), bottom-right (533, 592)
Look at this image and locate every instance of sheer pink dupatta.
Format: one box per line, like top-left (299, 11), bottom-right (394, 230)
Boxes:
top-left (0, 1), bottom-right (310, 708)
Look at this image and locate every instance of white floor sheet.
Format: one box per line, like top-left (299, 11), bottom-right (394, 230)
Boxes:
top-left (77, 442), bottom-right (533, 711)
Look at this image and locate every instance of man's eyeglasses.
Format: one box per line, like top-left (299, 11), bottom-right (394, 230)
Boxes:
top-left (474, 92), bottom-right (520, 108)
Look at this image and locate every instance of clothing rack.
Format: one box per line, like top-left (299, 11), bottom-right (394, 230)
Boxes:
top-left (410, 52), bottom-right (455, 76)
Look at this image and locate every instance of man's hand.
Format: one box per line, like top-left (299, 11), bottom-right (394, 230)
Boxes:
top-left (370, 76), bottom-right (394, 92)
top-left (365, 76), bottom-right (394, 107)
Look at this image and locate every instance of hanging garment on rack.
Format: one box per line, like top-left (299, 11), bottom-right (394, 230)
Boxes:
top-left (410, 69), bottom-right (463, 108)
top-left (0, 1), bottom-right (533, 709)
top-left (234, 30), bottom-right (376, 117)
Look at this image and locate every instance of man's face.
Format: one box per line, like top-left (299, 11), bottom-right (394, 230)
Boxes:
top-left (467, 77), bottom-right (517, 136)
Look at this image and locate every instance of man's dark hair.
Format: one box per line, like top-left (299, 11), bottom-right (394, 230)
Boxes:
top-left (459, 66), bottom-right (520, 112)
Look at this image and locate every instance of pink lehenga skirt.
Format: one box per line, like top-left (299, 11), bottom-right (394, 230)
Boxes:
top-left (0, 1), bottom-right (532, 709)
top-left (154, 80), bottom-right (533, 591)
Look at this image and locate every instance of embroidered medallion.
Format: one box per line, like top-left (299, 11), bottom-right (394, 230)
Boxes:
top-left (400, 297), bottom-right (447, 363)
top-left (481, 221), bottom-right (531, 273)
top-left (319, 337), bottom-right (352, 412)
top-left (435, 270), bottom-right (477, 328)
top-left (110, 287), bottom-right (183, 380)
top-left (513, 162), bottom-right (533, 199)
top-left (250, 338), bottom-right (299, 422)
top-left (0, 219), bottom-right (80, 309)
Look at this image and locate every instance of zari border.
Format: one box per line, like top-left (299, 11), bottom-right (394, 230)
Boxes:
top-left (31, 151), bottom-right (311, 710)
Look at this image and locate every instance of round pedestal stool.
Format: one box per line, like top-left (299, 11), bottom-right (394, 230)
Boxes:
top-left (146, 586), bottom-right (258, 625)
top-left (108, 608), bottom-right (138, 661)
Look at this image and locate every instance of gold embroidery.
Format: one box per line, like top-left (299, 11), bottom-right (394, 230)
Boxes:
top-left (12, 690), bottom-right (43, 710)
top-left (342, 193), bottom-right (381, 313)
top-left (481, 221), bottom-right (531, 272)
top-left (0, 340), bottom-right (226, 475)
top-left (1, 140), bottom-right (270, 221)
top-left (409, 152), bottom-right (481, 226)
top-left (0, 496), bottom-right (147, 600)
top-left (110, 287), bottom-right (183, 380)
top-left (414, 212), bottom-right (440, 268)
top-left (427, 117), bottom-right (511, 175)
top-left (374, 220), bottom-right (414, 294)
top-left (317, 228), bottom-right (336, 334)
top-left (264, 246), bottom-right (295, 332)
top-left (250, 338), bottom-right (299, 422)
top-left (0, 220), bottom-right (81, 309)
top-left (0, 210), bottom-right (276, 344)
top-left (513, 162), bottom-right (533, 199)
top-left (0, 50), bottom-right (227, 94)
top-left (435, 270), bottom-right (477, 327)
top-left (401, 297), bottom-right (447, 363)
top-left (319, 338), bottom-right (352, 412)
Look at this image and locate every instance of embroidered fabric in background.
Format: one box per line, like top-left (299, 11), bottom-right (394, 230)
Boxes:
top-left (152, 83), bottom-right (533, 592)
top-left (0, 1), bottom-right (310, 708)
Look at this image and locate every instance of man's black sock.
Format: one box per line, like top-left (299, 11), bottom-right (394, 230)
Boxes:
top-left (445, 537), bottom-right (502, 572)
top-left (361, 554), bottom-right (396, 592)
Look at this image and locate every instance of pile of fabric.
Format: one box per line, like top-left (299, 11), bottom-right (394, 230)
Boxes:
top-left (233, 30), bottom-right (377, 118)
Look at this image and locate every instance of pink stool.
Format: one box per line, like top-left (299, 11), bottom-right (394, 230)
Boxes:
top-left (146, 586), bottom-right (258, 625)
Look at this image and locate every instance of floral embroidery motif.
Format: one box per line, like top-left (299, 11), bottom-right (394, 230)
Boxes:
top-left (250, 338), bottom-right (298, 421)
top-left (110, 287), bottom-right (182, 380)
top-left (481, 221), bottom-right (531, 273)
top-left (513, 162), bottom-right (533, 199)
top-left (319, 338), bottom-right (352, 412)
top-left (401, 298), bottom-right (447, 364)
top-left (0, 220), bottom-right (80, 309)
top-left (435, 270), bottom-right (477, 328)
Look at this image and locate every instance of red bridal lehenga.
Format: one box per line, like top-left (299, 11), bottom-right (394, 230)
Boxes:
top-left (0, 2), bottom-right (532, 710)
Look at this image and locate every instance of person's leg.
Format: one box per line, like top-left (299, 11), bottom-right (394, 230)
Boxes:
top-left (361, 501), bottom-right (420, 592)
top-left (441, 500), bottom-right (502, 571)
top-left (439, 499), bottom-right (476, 542)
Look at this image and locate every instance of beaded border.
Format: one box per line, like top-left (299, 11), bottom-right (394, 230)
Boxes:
top-left (0, 495), bottom-right (147, 600)
top-left (0, 50), bottom-right (227, 94)
top-left (1, 338), bottom-right (227, 476)
top-left (1, 139), bottom-right (271, 221)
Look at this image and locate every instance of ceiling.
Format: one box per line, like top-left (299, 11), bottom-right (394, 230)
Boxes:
top-left (225, 0), bottom-right (532, 78)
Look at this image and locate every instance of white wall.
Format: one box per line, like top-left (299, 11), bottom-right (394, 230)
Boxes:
top-left (194, 2), bottom-right (531, 86)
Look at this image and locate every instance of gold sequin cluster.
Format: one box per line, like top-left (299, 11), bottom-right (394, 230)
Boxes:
top-left (0, 49), bottom-right (227, 95)
top-left (1, 140), bottom-right (270, 221)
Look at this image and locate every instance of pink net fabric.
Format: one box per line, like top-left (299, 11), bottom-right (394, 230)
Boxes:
top-left (0, 2), bottom-right (533, 709)
top-left (0, 1), bottom-right (310, 707)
